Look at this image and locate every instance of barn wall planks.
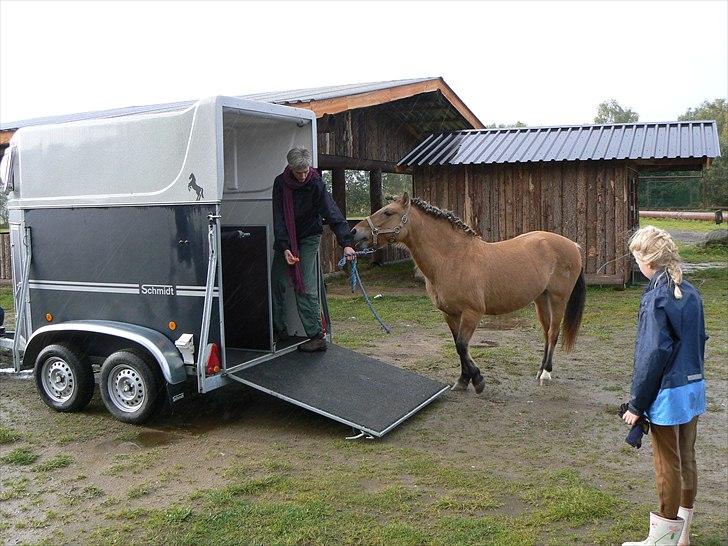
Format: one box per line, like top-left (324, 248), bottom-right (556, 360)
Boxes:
top-left (316, 106), bottom-right (421, 165)
top-left (413, 161), bottom-right (633, 284)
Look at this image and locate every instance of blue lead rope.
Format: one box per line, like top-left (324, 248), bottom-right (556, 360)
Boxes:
top-left (337, 250), bottom-right (392, 334)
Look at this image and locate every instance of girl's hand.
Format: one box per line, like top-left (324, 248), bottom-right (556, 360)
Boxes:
top-left (284, 250), bottom-right (300, 265)
top-left (622, 410), bottom-right (640, 426)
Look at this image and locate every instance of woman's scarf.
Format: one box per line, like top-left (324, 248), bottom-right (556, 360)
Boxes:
top-left (282, 165), bottom-right (317, 294)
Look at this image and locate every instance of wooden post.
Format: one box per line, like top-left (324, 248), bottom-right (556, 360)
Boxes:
top-left (370, 169), bottom-right (383, 213)
top-left (332, 168), bottom-right (347, 217)
top-left (369, 169), bottom-right (383, 265)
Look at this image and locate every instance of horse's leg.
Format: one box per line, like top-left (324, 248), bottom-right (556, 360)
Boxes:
top-left (443, 312), bottom-right (469, 391)
top-left (534, 293), bottom-right (551, 382)
top-left (541, 295), bottom-right (567, 386)
top-left (456, 309), bottom-right (485, 394)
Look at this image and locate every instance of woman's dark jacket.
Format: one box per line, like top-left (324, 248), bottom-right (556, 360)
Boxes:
top-left (272, 171), bottom-right (353, 252)
top-left (628, 272), bottom-right (707, 425)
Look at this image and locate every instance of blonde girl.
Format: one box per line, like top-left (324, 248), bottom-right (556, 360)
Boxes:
top-left (622, 226), bottom-right (707, 546)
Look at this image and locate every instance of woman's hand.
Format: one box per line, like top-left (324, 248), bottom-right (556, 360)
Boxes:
top-left (284, 250), bottom-right (300, 265)
top-left (343, 246), bottom-right (357, 261)
top-left (622, 410), bottom-right (641, 426)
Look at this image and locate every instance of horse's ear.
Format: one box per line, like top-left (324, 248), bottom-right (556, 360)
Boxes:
top-left (401, 192), bottom-right (410, 206)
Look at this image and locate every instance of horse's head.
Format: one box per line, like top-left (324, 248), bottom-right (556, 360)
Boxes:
top-left (351, 193), bottom-right (412, 249)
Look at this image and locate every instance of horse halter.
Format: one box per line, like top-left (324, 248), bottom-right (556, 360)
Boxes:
top-left (365, 200), bottom-right (412, 246)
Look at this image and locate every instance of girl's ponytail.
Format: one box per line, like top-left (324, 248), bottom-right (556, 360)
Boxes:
top-left (666, 262), bottom-right (683, 299)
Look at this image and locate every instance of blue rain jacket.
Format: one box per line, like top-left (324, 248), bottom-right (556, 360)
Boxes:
top-left (628, 272), bottom-right (707, 426)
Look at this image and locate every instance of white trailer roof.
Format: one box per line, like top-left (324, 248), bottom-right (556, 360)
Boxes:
top-left (5, 96), bottom-right (315, 209)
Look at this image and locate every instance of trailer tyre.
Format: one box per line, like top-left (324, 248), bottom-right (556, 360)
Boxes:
top-left (34, 344), bottom-right (95, 412)
top-left (100, 350), bottom-right (162, 424)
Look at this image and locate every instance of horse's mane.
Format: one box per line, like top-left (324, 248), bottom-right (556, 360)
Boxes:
top-left (410, 197), bottom-right (479, 237)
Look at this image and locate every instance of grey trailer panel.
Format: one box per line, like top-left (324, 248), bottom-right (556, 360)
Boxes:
top-left (24, 205), bottom-right (219, 347)
top-left (228, 344), bottom-right (448, 437)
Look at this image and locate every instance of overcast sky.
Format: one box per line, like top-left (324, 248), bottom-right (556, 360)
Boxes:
top-left (1, 0), bottom-right (726, 127)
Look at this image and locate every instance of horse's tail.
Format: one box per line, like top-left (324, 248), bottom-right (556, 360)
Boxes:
top-left (561, 269), bottom-right (585, 352)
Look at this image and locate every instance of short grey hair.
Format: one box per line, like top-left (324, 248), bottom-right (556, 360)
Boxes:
top-left (286, 147), bottom-right (312, 170)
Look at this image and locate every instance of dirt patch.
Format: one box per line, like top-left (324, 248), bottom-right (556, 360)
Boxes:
top-left (1, 275), bottom-right (727, 545)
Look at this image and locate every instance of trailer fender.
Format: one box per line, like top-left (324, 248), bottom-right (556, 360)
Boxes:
top-left (25, 320), bottom-right (187, 384)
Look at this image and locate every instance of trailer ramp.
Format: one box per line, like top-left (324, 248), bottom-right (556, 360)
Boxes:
top-left (227, 344), bottom-right (448, 437)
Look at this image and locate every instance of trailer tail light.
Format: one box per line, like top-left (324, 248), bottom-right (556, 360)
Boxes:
top-left (205, 343), bottom-right (221, 375)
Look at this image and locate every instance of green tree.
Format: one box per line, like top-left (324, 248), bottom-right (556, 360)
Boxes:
top-left (320, 169), bottom-right (370, 218)
top-left (594, 100), bottom-right (639, 124)
top-left (485, 122), bottom-right (527, 128)
top-left (679, 98), bottom-right (728, 207)
top-left (382, 173), bottom-right (412, 201)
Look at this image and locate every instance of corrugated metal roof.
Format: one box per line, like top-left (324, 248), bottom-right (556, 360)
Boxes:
top-left (0, 78), bottom-right (436, 131)
top-left (399, 122), bottom-right (721, 166)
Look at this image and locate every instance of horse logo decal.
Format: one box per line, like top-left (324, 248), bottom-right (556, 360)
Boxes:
top-left (188, 173), bottom-right (204, 201)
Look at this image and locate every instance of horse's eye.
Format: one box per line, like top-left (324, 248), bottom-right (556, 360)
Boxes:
top-left (383, 210), bottom-right (394, 217)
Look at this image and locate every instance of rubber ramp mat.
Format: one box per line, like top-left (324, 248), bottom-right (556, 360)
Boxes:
top-left (228, 344), bottom-right (448, 437)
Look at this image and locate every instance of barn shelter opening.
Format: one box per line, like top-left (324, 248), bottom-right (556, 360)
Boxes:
top-left (400, 121), bottom-right (721, 285)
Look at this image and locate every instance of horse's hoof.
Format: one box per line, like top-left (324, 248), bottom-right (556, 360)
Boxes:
top-left (539, 370), bottom-right (552, 386)
top-left (451, 378), bottom-right (469, 391)
top-left (473, 377), bottom-right (485, 394)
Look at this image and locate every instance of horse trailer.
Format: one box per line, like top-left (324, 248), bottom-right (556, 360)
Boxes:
top-left (0, 96), bottom-right (447, 436)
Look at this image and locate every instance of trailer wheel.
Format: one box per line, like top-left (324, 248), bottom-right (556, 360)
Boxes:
top-left (34, 344), bottom-right (95, 412)
top-left (100, 350), bottom-right (161, 424)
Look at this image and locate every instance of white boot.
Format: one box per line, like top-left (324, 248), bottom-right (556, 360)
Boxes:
top-left (622, 512), bottom-right (685, 546)
top-left (676, 506), bottom-right (693, 546)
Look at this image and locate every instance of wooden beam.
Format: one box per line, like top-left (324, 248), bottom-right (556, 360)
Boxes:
top-left (318, 154), bottom-right (409, 174)
top-left (370, 169), bottom-right (383, 213)
top-left (332, 168), bottom-right (347, 217)
top-left (630, 158), bottom-right (707, 171)
top-left (296, 78), bottom-right (484, 130)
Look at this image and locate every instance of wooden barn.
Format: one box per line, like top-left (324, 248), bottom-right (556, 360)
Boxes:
top-left (399, 122), bottom-right (721, 285)
top-left (0, 77), bottom-right (483, 276)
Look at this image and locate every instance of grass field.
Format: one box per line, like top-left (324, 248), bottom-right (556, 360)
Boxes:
top-left (639, 217), bottom-right (725, 234)
top-left (0, 228), bottom-right (726, 545)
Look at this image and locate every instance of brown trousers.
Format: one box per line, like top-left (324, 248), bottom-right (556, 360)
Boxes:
top-left (650, 416), bottom-right (699, 519)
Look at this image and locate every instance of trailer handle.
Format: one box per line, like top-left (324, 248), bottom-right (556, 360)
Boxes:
top-left (196, 214), bottom-right (220, 392)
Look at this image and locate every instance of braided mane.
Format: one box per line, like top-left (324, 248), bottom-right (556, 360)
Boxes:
top-left (410, 197), bottom-right (478, 237)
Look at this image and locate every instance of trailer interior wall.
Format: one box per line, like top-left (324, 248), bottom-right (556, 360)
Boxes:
top-left (219, 109), bottom-right (316, 362)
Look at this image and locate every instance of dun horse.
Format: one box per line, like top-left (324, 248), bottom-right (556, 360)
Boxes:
top-left (351, 193), bottom-right (586, 393)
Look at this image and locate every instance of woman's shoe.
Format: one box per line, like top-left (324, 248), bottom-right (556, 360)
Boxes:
top-left (676, 507), bottom-right (693, 546)
top-left (298, 335), bottom-right (326, 352)
top-left (622, 512), bottom-right (684, 545)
